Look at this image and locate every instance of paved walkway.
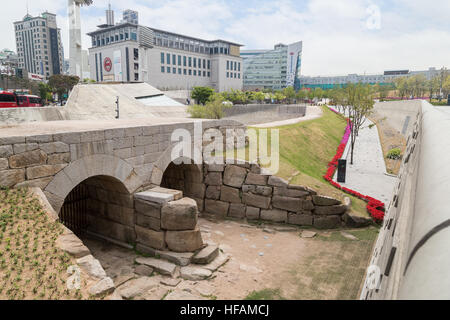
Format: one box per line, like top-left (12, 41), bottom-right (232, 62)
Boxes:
top-left (251, 106), bottom-right (323, 128)
top-left (333, 114), bottom-right (397, 206)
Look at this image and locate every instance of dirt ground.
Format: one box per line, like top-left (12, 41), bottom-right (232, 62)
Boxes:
top-left (84, 217), bottom-right (378, 300)
top-left (369, 112), bottom-right (406, 175)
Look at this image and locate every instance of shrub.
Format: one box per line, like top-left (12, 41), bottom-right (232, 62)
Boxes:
top-left (387, 148), bottom-right (402, 160)
top-left (191, 87), bottom-right (215, 105)
top-left (187, 94), bottom-right (231, 119)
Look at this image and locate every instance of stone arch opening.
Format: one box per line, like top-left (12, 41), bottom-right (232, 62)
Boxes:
top-left (59, 175), bottom-right (136, 245)
top-left (160, 160), bottom-right (205, 210)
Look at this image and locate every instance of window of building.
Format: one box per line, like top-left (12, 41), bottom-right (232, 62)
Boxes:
top-left (161, 52), bottom-right (164, 63)
top-left (208, 72), bottom-right (210, 77)
top-left (178, 55), bottom-right (181, 65)
top-left (226, 72), bottom-right (229, 78)
top-left (238, 62), bottom-right (241, 71)
top-left (167, 53), bottom-right (170, 64)
top-left (184, 69), bottom-right (187, 75)
top-left (208, 60), bottom-right (210, 69)
top-left (167, 66), bottom-right (171, 73)
top-left (172, 54), bottom-right (176, 65)
top-left (134, 73), bottom-right (139, 81)
top-left (189, 70), bottom-right (192, 75)
top-left (134, 63), bottom-right (139, 71)
top-left (131, 32), bottom-right (137, 40)
top-left (194, 70), bottom-right (197, 76)
top-left (134, 48), bottom-right (139, 60)
top-left (226, 61), bottom-right (229, 70)
top-left (183, 56), bottom-right (187, 66)
top-left (203, 59), bottom-right (206, 69)
top-left (193, 58), bottom-right (196, 68)
top-left (173, 67), bottom-right (176, 73)
top-left (178, 68), bottom-right (182, 74)
top-left (161, 66), bottom-right (165, 73)
top-left (188, 57), bottom-right (192, 67)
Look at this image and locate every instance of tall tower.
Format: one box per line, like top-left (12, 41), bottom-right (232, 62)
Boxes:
top-left (68, 0), bottom-right (92, 77)
top-left (106, 4), bottom-right (114, 26)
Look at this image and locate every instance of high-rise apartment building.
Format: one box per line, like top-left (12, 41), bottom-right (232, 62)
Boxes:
top-left (123, 9), bottom-right (139, 25)
top-left (14, 12), bottom-right (64, 78)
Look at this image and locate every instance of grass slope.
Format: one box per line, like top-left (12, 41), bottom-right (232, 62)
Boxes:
top-left (0, 187), bottom-right (88, 300)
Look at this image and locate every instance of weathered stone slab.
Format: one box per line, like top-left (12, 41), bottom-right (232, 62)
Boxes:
top-left (302, 200), bottom-right (315, 211)
top-left (135, 257), bottom-right (177, 277)
top-left (76, 255), bottom-right (107, 279)
top-left (135, 225), bottom-right (166, 250)
top-left (301, 230), bottom-right (317, 238)
top-left (246, 206), bottom-right (260, 220)
top-left (245, 173), bottom-right (268, 186)
top-left (150, 187), bottom-right (183, 200)
top-left (0, 169), bottom-right (25, 187)
top-left (204, 172), bottom-right (222, 186)
top-left (0, 145), bottom-right (13, 158)
top-left (228, 203), bottom-right (246, 218)
top-left (164, 290), bottom-right (205, 300)
top-left (15, 177), bottom-right (52, 189)
top-left (9, 150), bottom-right (47, 168)
top-left (205, 199), bottom-right (230, 217)
top-left (13, 143), bottom-right (38, 154)
top-left (0, 158), bottom-right (8, 170)
top-left (268, 176), bottom-right (288, 187)
top-left (89, 277), bottom-right (115, 297)
top-left (220, 185), bottom-right (241, 203)
top-left (47, 152), bottom-right (70, 165)
top-left (26, 164), bottom-right (66, 180)
top-left (242, 192), bottom-right (271, 209)
top-left (155, 250), bottom-right (194, 266)
top-left (134, 265), bottom-right (154, 277)
top-left (205, 163), bottom-right (225, 172)
top-left (134, 190), bottom-right (174, 204)
top-left (342, 212), bottom-right (372, 228)
top-left (223, 165), bottom-right (247, 188)
top-left (312, 195), bottom-right (341, 206)
top-left (180, 266), bottom-right (212, 280)
top-left (314, 205), bottom-right (347, 215)
top-left (192, 245), bottom-right (219, 265)
top-left (161, 197), bottom-right (198, 231)
top-left (165, 229), bottom-right (203, 252)
top-left (39, 142), bottom-right (69, 154)
top-left (313, 215), bottom-right (342, 229)
top-left (260, 209), bottom-right (288, 223)
top-left (272, 195), bottom-right (302, 212)
top-left (204, 253), bottom-right (230, 272)
top-left (56, 231), bottom-right (90, 258)
top-left (205, 186), bottom-right (221, 200)
top-left (254, 186), bottom-right (272, 196)
top-left (273, 187), bottom-right (309, 198)
top-left (287, 213), bottom-right (313, 226)
top-left (135, 199), bottom-right (161, 219)
top-left (136, 213), bottom-right (161, 231)
top-left (160, 278), bottom-right (181, 287)
top-left (118, 276), bottom-right (159, 299)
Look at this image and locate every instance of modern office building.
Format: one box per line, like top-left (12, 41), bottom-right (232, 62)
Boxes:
top-left (241, 41), bottom-right (302, 91)
top-left (0, 49), bottom-right (19, 76)
top-left (13, 12), bottom-right (64, 78)
top-left (87, 8), bottom-right (243, 91)
top-left (300, 67), bottom-right (441, 89)
top-left (123, 9), bottom-right (139, 25)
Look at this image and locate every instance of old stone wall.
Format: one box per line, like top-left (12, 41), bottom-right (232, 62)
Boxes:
top-left (201, 161), bottom-right (349, 229)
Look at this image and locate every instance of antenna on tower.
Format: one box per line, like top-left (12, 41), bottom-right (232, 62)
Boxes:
top-left (26, 0), bottom-right (29, 15)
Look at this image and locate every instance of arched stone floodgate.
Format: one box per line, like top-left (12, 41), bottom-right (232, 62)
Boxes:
top-left (59, 175), bottom-right (136, 246)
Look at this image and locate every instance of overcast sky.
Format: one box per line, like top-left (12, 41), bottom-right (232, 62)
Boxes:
top-left (2, 0), bottom-right (450, 76)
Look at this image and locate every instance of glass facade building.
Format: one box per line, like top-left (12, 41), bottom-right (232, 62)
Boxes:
top-left (241, 41), bottom-right (302, 91)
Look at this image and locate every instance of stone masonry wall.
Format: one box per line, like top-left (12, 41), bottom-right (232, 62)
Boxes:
top-left (201, 161), bottom-right (350, 229)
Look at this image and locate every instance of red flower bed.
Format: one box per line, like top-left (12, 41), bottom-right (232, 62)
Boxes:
top-left (323, 108), bottom-right (385, 222)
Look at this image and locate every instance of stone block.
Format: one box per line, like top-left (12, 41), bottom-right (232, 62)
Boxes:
top-left (165, 228), bottom-right (203, 252)
top-left (15, 177), bottom-right (52, 189)
top-left (288, 213), bottom-right (313, 226)
top-left (204, 172), bottom-right (222, 186)
top-left (245, 172), bottom-right (268, 186)
top-left (0, 158), bottom-right (8, 170)
top-left (53, 132), bottom-right (81, 144)
top-left (9, 150), bottom-right (47, 168)
top-left (313, 215), bottom-right (342, 229)
top-left (143, 126), bottom-right (160, 136)
top-left (106, 204), bottom-right (135, 226)
top-left (254, 186), bottom-right (272, 196)
top-left (228, 203), bottom-right (246, 218)
top-left (192, 245), bottom-right (219, 265)
top-left (135, 225), bottom-right (166, 250)
top-left (150, 186), bottom-right (183, 200)
top-left (273, 187), bottom-right (309, 198)
top-left (205, 199), bottom-right (230, 217)
top-left (87, 215), bottom-right (136, 244)
top-left (0, 136), bottom-right (25, 145)
top-left (114, 148), bottom-right (132, 159)
top-left (220, 185), bottom-right (241, 203)
top-left (0, 169), bottom-right (25, 187)
top-left (242, 184), bottom-right (256, 193)
top-left (302, 200), bottom-right (315, 211)
top-left (80, 130), bottom-right (105, 143)
top-left (205, 186), bottom-right (221, 200)
top-left (205, 163), bottom-right (225, 172)
top-left (134, 135), bottom-right (154, 147)
top-left (113, 137), bottom-right (133, 149)
top-left (26, 164), bottom-right (67, 180)
top-left (342, 212), bottom-right (372, 228)
top-left (155, 251), bottom-right (194, 266)
top-left (184, 182), bottom-right (206, 199)
top-left (246, 206), bottom-right (260, 220)
top-left (268, 176), bottom-right (289, 187)
top-left (223, 165), bottom-right (247, 188)
top-left (0, 145), bottom-right (13, 158)
top-left (125, 127), bottom-right (143, 137)
top-left (134, 190), bottom-right (174, 204)
top-left (312, 195), bottom-right (342, 206)
top-left (242, 192), bottom-right (271, 209)
top-left (180, 267), bottom-right (212, 281)
top-left (13, 143), bottom-right (38, 154)
top-left (136, 213), bottom-right (161, 231)
top-left (161, 198), bottom-right (198, 231)
top-left (77, 255), bottom-right (107, 280)
top-left (39, 142), bottom-right (69, 154)
top-left (260, 209), bottom-right (288, 223)
top-left (47, 152), bottom-right (70, 165)
top-left (314, 205), bottom-right (347, 215)
top-left (105, 128), bottom-right (125, 140)
top-left (26, 134), bottom-right (53, 144)
top-left (272, 195), bottom-right (303, 212)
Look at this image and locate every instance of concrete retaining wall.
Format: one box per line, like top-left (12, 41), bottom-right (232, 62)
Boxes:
top-left (361, 100), bottom-right (450, 300)
top-left (224, 104), bottom-right (306, 117)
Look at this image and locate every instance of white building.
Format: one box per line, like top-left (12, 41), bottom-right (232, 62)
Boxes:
top-left (14, 12), bottom-right (64, 78)
top-left (87, 9), bottom-right (243, 92)
top-left (123, 9), bottom-right (138, 25)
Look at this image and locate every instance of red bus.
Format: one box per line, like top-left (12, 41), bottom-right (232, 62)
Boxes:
top-left (0, 91), bottom-right (18, 108)
top-left (17, 94), bottom-right (43, 107)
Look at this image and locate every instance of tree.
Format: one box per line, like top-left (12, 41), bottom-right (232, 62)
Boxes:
top-left (282, 86), bottom-right (296, 104)
top-left (295, 90), bottom-right (306, 103)
top-left (251, 91), bottom-right (265, 103)
top-left (191, 86), bottom-right (215, 105)
top-left (427, 76), bottom-right (440, 101)
top-left (38, 82), bottom-right (52, 105)
top-left (347, 84), bottom-right (374, 164)
top-left (438, 67), bottom-right (449, 101)
top-left (187, 93), bottom-right (231, 119)
top-left (48, 74), bottom-right (80, 103)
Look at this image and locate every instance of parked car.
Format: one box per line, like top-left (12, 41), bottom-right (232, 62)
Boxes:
top-left (0, 91), bottom-right (18, 108)
top-left (17, 95), bottom-right (43, 107)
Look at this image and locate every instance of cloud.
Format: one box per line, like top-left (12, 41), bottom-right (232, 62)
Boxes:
top-left (1, 0), bottom-right (449, 76)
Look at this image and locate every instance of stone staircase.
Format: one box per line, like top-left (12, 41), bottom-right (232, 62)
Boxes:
top-left (133, 187), bottom-right (228, 281)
